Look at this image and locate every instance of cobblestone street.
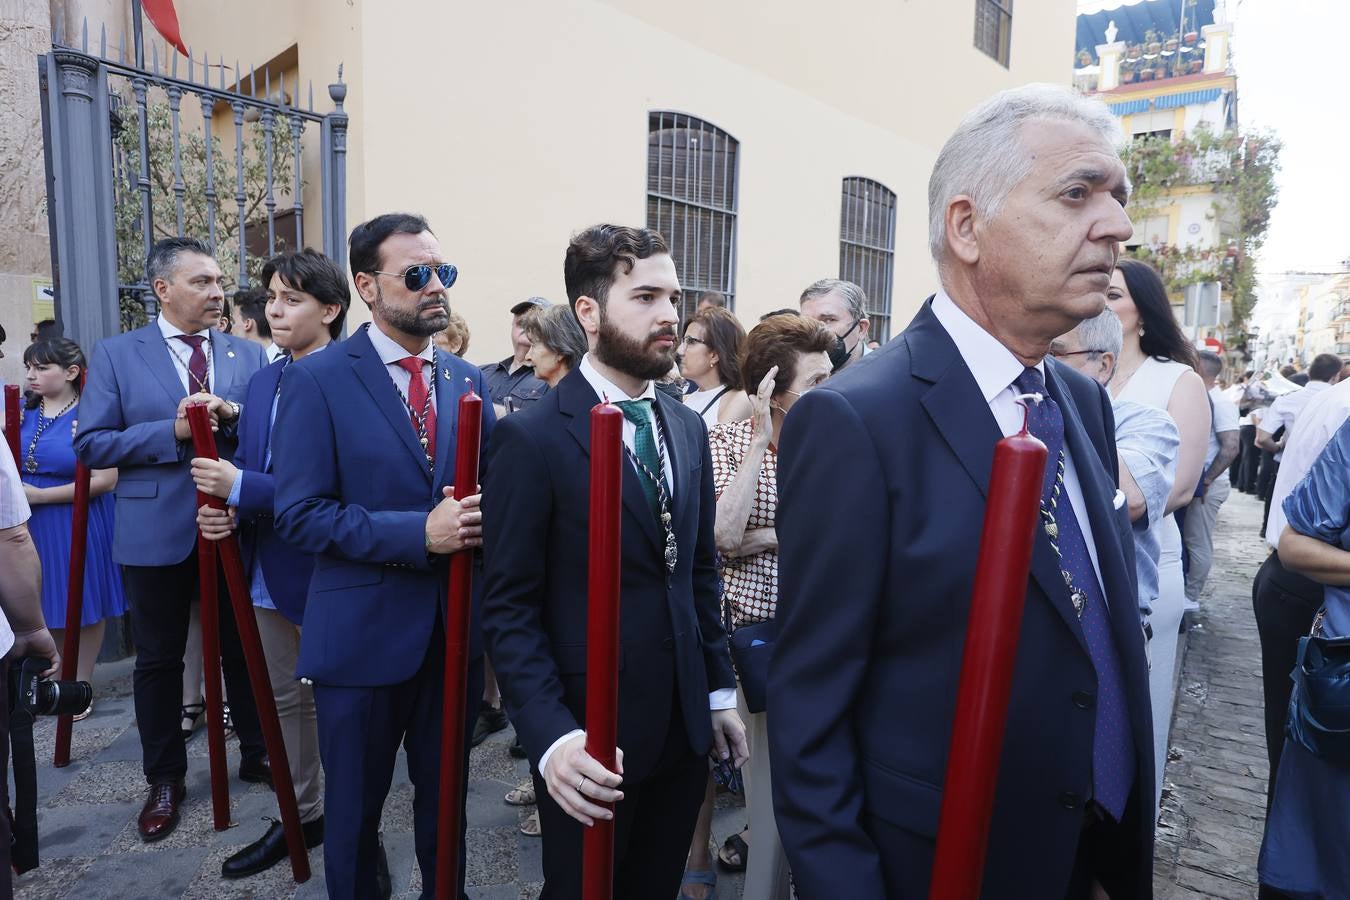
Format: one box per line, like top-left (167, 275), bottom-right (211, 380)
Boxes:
top-left (12, 491), bottom-right (1272, 899)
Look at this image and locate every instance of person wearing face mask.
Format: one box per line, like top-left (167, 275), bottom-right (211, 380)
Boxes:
top-left (799, 279), bottom-right (870, 372)
top-left (679, 307), bottom-right (752, 426)
top-left (680, 314), bottom-right (834, 900)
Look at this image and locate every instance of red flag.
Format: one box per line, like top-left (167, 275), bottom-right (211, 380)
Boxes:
top-left (141, 0), bottom-right (188, 57)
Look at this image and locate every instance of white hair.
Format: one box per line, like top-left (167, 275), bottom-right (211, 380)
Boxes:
top-left (927, 83), bottom-right (1124, 262)
top-left (1073, 307), bottom-right (1124, 359)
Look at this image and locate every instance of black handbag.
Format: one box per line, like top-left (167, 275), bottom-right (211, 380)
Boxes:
top-left (1286, 609), bottom-right (1350, 766)
top-left (726, 603), bottom-right (776, 715)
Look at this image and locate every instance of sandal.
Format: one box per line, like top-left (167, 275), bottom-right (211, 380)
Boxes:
top-left (717, 829), bottom-right (749, 872)
top-left (504, 779), bottom-right (536, 806)
top-left (679, 868), bottom-right (717, 900)
top-left (180, 702), bottom-right (205, 739)
top-left (519, 810), bottom-right (541, 837)
top-left (73, 700), bottom-right (94, 723)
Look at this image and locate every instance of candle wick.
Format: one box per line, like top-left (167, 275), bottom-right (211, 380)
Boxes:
top-left (1011, 392), bottom-right (1042, 436)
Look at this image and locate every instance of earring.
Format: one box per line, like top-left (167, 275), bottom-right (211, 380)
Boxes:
top-left (1138, 326), bottom-right (1145, 337)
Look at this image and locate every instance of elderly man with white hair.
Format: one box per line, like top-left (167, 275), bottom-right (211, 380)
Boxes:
top-left (1053, 309), bottom-right (1180, 643)
top-left (771, 84), bottom-right (1156, 899)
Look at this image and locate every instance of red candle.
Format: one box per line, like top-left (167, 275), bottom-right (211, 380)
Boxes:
top-left (582, 402), bottom-right (624, 900)
top-left (3, 384), bottom-right (19, 466)
top-left (54, 372), bottom-right (91, 768)
top-left (186, 403), bottom-right (311, 881)
top-left (928, 418), bottom-right (1047, 900)
top-left (435, 381), bottom-right (483, 900)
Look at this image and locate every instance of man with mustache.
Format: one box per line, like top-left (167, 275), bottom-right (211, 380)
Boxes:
top-left (76, 236), bottom-right (270, 842)
top-left (483, 224), bottom-right (748, 898)
top-left (268, 213), bottom-right (494, 899)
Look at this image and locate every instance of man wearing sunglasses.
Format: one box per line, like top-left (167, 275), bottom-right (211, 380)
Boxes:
top-left (270, 212), bottom-right (495, 899)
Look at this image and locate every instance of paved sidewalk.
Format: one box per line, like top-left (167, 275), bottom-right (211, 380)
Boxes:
top-left (1153, 489), bottom-right (1272, 898)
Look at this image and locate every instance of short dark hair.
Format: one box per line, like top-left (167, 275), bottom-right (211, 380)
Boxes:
top-left (262, 249), bottom-right (352, 340)
top-left (1197, 350), bottom-right (1223, 380)
top-left (22, 338), bottom-right (87, 409)
top-left (1308, 352), bottom-right (1342, 383)
top-left (233, 287), bottom-right (271, 339)
top-left (563, 224), bottom-right (669, 311)
top-left (525, 304), bottom-right (589, 370)
top-left (740, 314), bottom-right (835, 398)
top-left (1115, 259), bottom-right (1198, 371)
top-left (686, 307), bottom-right (747, 391)
top-left (759, 308), bottom-right (800, 322)
top-left (147, 236), bottom-right (213, 285)
top-left (348, 213), bottom-right (432, 279)
top-left (697, 291), bottom-right (727, 309)
top-left (32, 319), bottom-right (61, 340)
top-left (1290, 372), bottom-right (1310, 386)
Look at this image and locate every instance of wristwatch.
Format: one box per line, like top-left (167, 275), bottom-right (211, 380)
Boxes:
top-left (227, 401), bottom-right (242, 421)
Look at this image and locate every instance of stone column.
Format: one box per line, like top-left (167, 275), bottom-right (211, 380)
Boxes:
top-left (1096, 41), bottom-right (1126, 91)
top-left (1202, 23), bottom-right (1232, 74)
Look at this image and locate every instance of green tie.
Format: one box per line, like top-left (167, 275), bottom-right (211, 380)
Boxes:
top-left (614, 398), bottom-right (665, 520)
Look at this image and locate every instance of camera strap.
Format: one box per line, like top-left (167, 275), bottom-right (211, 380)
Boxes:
top-left (8, 665), bottom-right (38, 874)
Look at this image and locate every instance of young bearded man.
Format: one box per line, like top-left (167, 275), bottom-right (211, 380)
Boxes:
top-left (191, 249), bottom-right (349, 880)
top-left (269, 215), bottom-right (495, 899)
top-left (482, 224), bottom-right (748, 899)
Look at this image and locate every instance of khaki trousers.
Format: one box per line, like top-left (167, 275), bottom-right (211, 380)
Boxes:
top-left (737, 687), bottom-right (791, 900)
top-left (255, 606), bottom-right (323, 822)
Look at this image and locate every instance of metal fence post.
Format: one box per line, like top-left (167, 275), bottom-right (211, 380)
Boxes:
top-left (321, 70), bottom-right (348, 275)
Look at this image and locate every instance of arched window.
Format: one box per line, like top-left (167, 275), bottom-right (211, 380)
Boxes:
top-left (647, 112), bottom-right (738, 322)
top-left (839, 177), bottom-right (897, 341)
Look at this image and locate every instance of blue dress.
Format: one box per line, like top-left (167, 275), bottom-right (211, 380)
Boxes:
top-left (1258, 417), bottom-right (1350, 899)
top-left (17, 403), bottom-right (127, 628)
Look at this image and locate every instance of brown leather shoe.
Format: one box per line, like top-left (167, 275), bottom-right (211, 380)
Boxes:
top-left (138, 779), bottom-right (186, 842)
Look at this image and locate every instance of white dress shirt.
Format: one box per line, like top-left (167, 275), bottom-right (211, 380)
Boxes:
top-left (931, 290), bottom-right (1107, 596)
top-left (540, 354), bottom-right (732, 778)
top-left (157, 314), bottom-right (218, 393)
top-left (0, 440), bottom-right (29, 656)
top-left (1265, 378), bottom-right (1350, 549)
top-left (365, 320), bottom-right (436, 398)
top-left (265, 342), bottom-right (284, 364)
top-left (1260, 381), bottom-right (1330, 462)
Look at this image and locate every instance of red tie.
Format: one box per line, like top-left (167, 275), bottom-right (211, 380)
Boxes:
top-left (173, 334), bottom-right (209, 393)
top-left (397, 356), bottom-right (436, 461)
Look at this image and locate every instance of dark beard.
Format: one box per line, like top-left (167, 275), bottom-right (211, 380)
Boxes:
top-left (373, 282), bottom-right (449, 337)
top-left (594, 313), bottom-right (676, 382)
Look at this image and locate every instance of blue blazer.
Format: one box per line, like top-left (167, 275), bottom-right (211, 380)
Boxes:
top-left (270, 326), bottom-right (496, 687)
top-left (75, 323), bottom-right (267, 567)
top-left (480, 368), bottom-right (735, 781)
top-left (232, 357), bottom-right (312, 626)
top-left (769, 300), bottom-right (1154, 900)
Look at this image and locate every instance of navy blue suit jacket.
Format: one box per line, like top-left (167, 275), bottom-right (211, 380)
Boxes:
top-left (480, 368), bottom-right (735, 781)
top-left (75, 323), bottom-right (266, 566)
top-left (231, 357), bottom-right (312, 626)
top-left (270, 325), bottom-right (496, 687)
top-left (769, 300), bottom-right (1154, 899)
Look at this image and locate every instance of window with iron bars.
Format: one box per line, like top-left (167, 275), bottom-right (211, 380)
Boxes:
top-left (646, 112), bottom-right (738, 324)
top-left (839, 177), bottom-right (897, 343)
top-left (974, 0), bottom-right (1013, 67)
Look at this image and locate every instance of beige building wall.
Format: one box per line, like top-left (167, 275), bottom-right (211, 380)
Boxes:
top-left (8, 0), bottom-right (1076, 369)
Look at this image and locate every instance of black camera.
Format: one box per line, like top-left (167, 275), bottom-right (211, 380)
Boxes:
top-left (12, 656), bottom-right (92, 718)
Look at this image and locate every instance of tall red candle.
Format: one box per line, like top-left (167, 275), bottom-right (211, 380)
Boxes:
top-left (187, 403), bottom-right (311, 881)
top-left (582, 402), bottom-right (624, 900)
top-left (3, 384), bottom-right (19, 466)
top-left (928, 417), bottom-right (1047, 900)
top-left (435, 381), bottom-right (482, 900)
top-left (54, 372), bottom-right (91, 768)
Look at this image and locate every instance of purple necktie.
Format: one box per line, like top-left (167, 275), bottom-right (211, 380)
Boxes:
top-left (173, 334), bottom-right (210, 394)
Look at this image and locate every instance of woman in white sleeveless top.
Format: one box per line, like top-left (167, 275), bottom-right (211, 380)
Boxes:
top-left (681, 307), bottom-right (751, 426)
top-left (1108, 259), bottom-right (1212, 817)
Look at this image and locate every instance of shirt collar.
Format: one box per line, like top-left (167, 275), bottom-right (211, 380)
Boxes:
top-left (578, 353), bottom-right (656, 404)
top-left (366, 321), bottom-right (434, 366)
top-left (156, 313), bottom-right (212, 341)
top-left (930, 288), bottom-right (1044, 401)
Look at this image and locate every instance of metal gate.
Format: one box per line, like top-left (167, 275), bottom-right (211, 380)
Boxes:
top-left (38, 19), bottom-right (350, 348)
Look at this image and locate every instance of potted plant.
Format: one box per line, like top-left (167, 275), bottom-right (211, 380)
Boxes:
top-left (1139, 66), bottom-right (1155, 81)
top-left (1165, 36), bottom-right (1179, 53)
top-left (1183, 30), bottom-right (1199, 45)
top-left (1188, 57), bottom-right (1204, 74)
top-left (1077, 49), bottom-right (1093, 68)
top-left (1145, 29), bottom-right (1162, 56)
top-left (1127, 42), bottom-right (1142, 60)
top-left (1122, 65), bottom-right (1137, 83)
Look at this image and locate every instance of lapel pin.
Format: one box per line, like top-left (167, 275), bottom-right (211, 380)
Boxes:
top-left (227, 350), bottom-right (236, 358)
top-left (444, 368), bottom-right (451, 381)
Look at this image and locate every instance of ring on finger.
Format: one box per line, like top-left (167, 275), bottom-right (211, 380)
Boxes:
top-left (577, 774), bottom-right (587, 792)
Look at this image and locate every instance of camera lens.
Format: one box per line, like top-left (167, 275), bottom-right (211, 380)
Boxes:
top-left (33, 679), bottom-right (94, 717)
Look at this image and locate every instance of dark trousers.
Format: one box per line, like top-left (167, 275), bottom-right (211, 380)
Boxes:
top-left (0, 664), bottom-right (11, 900)
top-left (1251, 552), bottom-right (1323, 810)
top-left (122, 553), bottom-right (265, 783)
top-left (1257, 454), bottom-right (1280, 535)
top-left (1237, 424), bottom-right (1259, 492)
top-left (312, 622), bottom-right (483, 900)
top-left (533, 704), bottom-right (707, 900)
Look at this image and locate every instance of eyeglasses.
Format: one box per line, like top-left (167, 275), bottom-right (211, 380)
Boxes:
top-left (681, 335), bottom-right (707, 347)
top-left (1049, 348), bottom-right (1105, 358)
top-left (371, 263), bottom-right (458, 292)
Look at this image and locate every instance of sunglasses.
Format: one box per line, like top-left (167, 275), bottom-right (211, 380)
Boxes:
top-left (371, 263), bottom-right (458, 292)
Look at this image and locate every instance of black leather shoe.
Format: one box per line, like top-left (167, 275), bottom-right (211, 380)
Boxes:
top-left (221, 816), bottom-right (325, 879)
top-left (376, 832), bottom-right (392, 899)
top-left (471, 702), bottom-right (508, 747)
top-left (238, 757), bottom-right (273, 789)
top-left (508, 735), bottom-right (527, 759)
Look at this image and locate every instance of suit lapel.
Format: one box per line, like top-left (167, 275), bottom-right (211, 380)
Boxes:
top-left (136, 325), bottom-right (189, 405)
top-left (258, 362), bottom-right (284, 472)
top-left (208, 331), bottom-right (237, 397)
top-left (347, 329), bottom-right (433, 482)
top-left (432, 351), bottom-right (471, 490)
top-left (653, 392), bottom-right (691, 525)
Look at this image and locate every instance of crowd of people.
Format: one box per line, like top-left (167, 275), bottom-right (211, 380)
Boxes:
top-left (0, 80), bottom-right (1346, 900)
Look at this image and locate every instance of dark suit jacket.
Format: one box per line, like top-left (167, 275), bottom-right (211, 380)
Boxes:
top-left (231, 357), bottom-right (312, 626)
top-left (481, 367), bottom-right (735, 782)
top-left (769, 300), bottom-right (1154, 899)
top-left (75, 323), bottom-right (266, 566)
top-left (270, 325), bottom-right (496, 687)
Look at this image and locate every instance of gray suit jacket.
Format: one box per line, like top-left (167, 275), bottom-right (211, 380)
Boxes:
top-left (75, 322), bottom-right (266, 566)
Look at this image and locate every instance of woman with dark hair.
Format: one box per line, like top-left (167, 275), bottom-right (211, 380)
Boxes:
top-left (1107, 257), bottom-right (1211, 814)
top-left (681, 307), bottom-right (752, 426)
top-left (19, 339), bottom-right (124, 707)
